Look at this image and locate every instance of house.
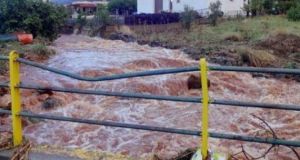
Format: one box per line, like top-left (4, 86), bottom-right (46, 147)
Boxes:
top-left (71, 0), bottom-right (110, 15)
top-left (137, 0), bottom-right (246, 16)
top-left (69, 0), bottom-right (110, 19)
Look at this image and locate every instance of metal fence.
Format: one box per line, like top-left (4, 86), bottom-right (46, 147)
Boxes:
top-left (0, 51), bottom-right (300, 159)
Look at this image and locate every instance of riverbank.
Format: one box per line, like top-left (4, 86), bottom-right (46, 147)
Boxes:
top-left (105, 16), bottom-right (300, 70)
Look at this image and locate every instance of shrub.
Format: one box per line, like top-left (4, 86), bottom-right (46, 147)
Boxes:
top-left (237, 47), bottom-right (277, 67)
top-left (31, 44), bottom-right (55, 58)
top-left (223, 32), bottom-right (243, 41)
top-left (287, 5), bottom-right (300, 21)
top-left (107, 0), bottom-right (137, 15)
top-left (124, 12), bottom-right (180, 25)
top-left (285, 62), bottom-right (297, 69)
top-left (180, 6), bottom-right (197, 31)
top-left (209, 0), bottom-right (223, 26)
top-left (0, 0), bottom-right (68, 41)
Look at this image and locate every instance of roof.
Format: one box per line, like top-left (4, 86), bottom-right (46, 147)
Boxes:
top-left (72, 3), bottom-right (97, 8)
top-left (71, 1), bottom-right (108, 5)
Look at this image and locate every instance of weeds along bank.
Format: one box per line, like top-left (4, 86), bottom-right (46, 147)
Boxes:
top-left (0, 39), bottom-right (56, 76)
top-left (103, 16), bottom-right (300, 71)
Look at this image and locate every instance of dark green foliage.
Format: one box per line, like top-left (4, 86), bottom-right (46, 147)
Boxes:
top-left (246, 0), bottom-right (299, 15)
top-left (263, 0), bottom-right (275, 14)
top-left (287, 5), bottom-right (300, 21)
top-left (0, 0), bottom-right (67, 41)
top-left (107, 0), bottom-right (137, 15)
top-left (276, 0), bottom-right (299, 13)
top-left (180, 6), bottom-right (197, 31)
top-left (209, 0), bottom-right (223, 26)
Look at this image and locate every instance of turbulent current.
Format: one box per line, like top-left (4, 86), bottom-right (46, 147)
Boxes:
top-left (5, 35), bottom-right (300, 159)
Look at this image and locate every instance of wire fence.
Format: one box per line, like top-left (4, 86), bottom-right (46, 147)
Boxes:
top-left (1, 52), bottom-right (300, 159)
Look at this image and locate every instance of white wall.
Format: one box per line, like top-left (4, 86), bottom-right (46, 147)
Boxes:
top-left (137, 0), bottom-right (155, 13)
top-left (171, 0), bottom-right (208, 12)
top-left (163, 0), bottom-right (170, 12)
top-left (137, 0), bottom-right (245, 15)
top-left (208, 0), bottom-right (245, 15)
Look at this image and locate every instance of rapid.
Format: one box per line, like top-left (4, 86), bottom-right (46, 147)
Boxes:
top-left (2, 35), bottom-right (300, 159)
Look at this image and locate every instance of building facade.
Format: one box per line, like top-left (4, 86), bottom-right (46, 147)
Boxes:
top-left (137, 0), bottom-right (246, 16)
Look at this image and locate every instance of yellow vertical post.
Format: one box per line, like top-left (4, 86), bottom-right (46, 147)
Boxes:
top-left (199, 58), bottom-right (209, 160)
top-left (9, 51), bottom-right (23, 146)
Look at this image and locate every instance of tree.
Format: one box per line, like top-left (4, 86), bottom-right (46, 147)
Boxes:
top-left (0, 0), bottom-right (67, 41)
top-left (209, 0), bottom-right (223, 26)
top-left (250, 0), bottom-right (264, 16)
top-left (246, 0), bottom-right (299, 16)
top-left (76, 11), bottom-right (87, 34)
top-left (180, 6), bottom-right (197, 31)
top-left (276, 0), bottom-right (299, 13)
top-left (107, 0), bottom-right (137, 15)
top-left (287, 4), bottom-right (300, 21)
top-left (90, 5), bottom-right (112, 36)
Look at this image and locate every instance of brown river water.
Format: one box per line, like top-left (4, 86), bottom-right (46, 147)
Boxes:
top-left (2, 35), bottom-right (300, 159)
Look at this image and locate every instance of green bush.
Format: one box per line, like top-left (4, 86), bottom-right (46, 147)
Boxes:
top-left (287, 5), bottom-right (300, 21)
top-left (0, 0), bottom-right (67, 41)
top-left (107, 0), bottom-right (137, 15)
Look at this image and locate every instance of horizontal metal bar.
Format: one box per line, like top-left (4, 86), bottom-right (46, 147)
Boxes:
top-left (0, 83), bottom-right (9, 88)
top-left (0, 55), bottom-right (8, 61)
top-left (0, 109), bottom-right (299, 147)
top-left (212, 99), bottom-right (300, 111)
top-left (17, 58), bottom-right (198, 81)
top-left (1, 82), bottom-right (300, 111)
top-left (16, 83), bottom-right (300, 111)
top-left (18, 83), bottom-right (201, 103)
top-left (209, 65), bottom-right (300, 75)
top-left (17, 58), bottom-right (300, 82)
top-left (0, 109), bottom-right (11, 114)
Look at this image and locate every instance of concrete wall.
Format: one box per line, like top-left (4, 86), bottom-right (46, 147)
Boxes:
top-left (137, 0), bottom-right (155, 13)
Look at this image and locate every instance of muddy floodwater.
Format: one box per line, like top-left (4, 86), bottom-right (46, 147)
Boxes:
top-left (8, 35), bottom-right (300, 159)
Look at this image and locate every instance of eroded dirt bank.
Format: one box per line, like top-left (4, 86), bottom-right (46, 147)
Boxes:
top-left (1, 35), bottom-right (300, 159)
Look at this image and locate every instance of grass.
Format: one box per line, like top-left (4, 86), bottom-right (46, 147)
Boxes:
top-left (124, 15), bottom-right (300, 68)
top-left (132, 15), bottom-right (300, 45)
top-left (0, 41), bottom-right (55, 58)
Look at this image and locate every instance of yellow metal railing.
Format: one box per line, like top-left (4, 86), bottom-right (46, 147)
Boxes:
top-left (7, 52), bottom-right (211, 158)
top-left (1, 51), bottom-right (300, 160)
top-left (200, 59), bottom-right (209, 159)
top-left (9, 51), bottom-right (23, 146)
